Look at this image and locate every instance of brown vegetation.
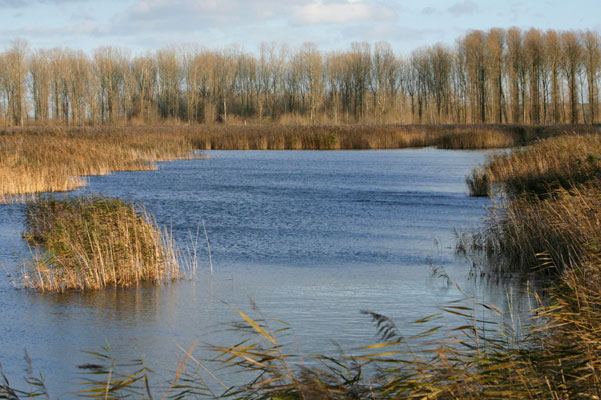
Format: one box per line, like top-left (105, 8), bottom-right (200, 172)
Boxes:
top-left (0, 127), bottom-right (195, 202)
top-left (1, 124), bottom-right (598, 202)
top-left (471, 133), bottom-right (601, 197)
top-left (1, 28), bottom-right (600, 127)
top-left (19, 196), bottom-right (188, 292)
top-left (466, 133), bottom-right (601, 275)
top-left (488, 183), bottom-right (601, 273)
top-left (185, 123), bottom-right (529, 150)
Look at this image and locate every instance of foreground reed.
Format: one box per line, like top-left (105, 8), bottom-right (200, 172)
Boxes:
top-left (4, 285), bottom-right (601, 399)
top-left (18, 196), bottom-right (188, 292)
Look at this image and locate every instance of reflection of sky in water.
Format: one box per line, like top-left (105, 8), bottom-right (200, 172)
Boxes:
top-left (0, 149), bottom-right (532, 396)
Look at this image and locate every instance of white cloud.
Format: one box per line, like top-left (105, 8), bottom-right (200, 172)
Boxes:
top-left (447, 0), bottom-right (479, 17)
top-left (421, 7), bottom-right (438, 16)
top-left (292, 0), bottom-right (397, 25)
top-left (0, 0), bottom-right (89, 7)
top-left (106, 0), bottom-right (298, 35)
top-left (1, 21), bottom-right (101, 39)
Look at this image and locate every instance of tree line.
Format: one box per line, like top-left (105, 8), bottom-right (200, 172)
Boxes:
top-left (0, 27), bottom-right (600, 126)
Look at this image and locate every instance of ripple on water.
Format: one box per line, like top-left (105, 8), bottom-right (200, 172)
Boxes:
top-left (0, 149), bottom-right (530, 395)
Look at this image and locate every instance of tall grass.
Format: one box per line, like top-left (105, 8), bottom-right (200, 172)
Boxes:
top-left (469, 133), bottom-right (601, 198)
top-left (18, 196), bottom-right (191, 292)
top-left (466, 134), bottom-right (601, 273)
top-left (0, 127), bottom-right (196, 202)
top-left (484, 184), bottom-right (601, 274)
top-left (1, 124), bottom-right (598, 201)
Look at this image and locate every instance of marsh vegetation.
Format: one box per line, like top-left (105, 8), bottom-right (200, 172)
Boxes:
top-left (1, 124), bottom-right (598, 202)
top-left (0, 127), bottom-right (195, 202)
top-left (466, 134), bottom-right (601, 273)
top-left (18, 196), bottom-right (190, 292)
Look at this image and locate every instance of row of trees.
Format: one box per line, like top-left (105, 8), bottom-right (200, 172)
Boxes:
top-left (1, 27), bottom-right (600, 126)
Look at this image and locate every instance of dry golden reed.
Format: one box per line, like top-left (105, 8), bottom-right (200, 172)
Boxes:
top-left (471, 133), bottom-right (601, 198)
top-left (184, 123), bottom-right (584, 151)
top-left (0, 127), bottom-right (196, 202)
top-left (3, 123), bottom-right (595, 202)
top-left (20, 196), bottom-right (187, 292)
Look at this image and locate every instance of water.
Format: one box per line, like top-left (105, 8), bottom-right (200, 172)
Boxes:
top-left (0, 149), bottom-right (530, 397)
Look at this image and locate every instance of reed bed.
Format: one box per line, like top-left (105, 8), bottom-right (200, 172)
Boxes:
top-left (0, 128), bottom-right (195, 202)
top-left (1, 124), bottom-right (597, 201)
top-left (176, 123), bottom-right (590, 151)
top-left (185, 123), bottom-right (521, 150)
top-left (465, 133), bottom-right (601, 273)
top-left (488, 183), bottom-right (601, 274)
top-left (469, 133), bottom-right (601, 198)
top-left (19, 196), bottom-right (187, 292)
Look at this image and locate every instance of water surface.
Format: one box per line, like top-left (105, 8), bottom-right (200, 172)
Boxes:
top-left (0, 149), bottom-right (528, 396)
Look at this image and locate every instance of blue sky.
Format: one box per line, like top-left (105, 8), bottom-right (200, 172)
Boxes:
top-left (1, 0), bottom-right (600, 54)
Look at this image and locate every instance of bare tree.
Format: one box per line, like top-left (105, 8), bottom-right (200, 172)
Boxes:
top-left (463, 31), bottom-right (488, 123)
top-left (545, 30), bottom-right (563, 123)
top-left (348, 42), bottom-right (371, 120)
top-left (298, 43), bottom-right (323, 124)
top-left (1, 39), bottom-right (29, 126)
top-left (582, 30), bottom-right (601, 123)
top-left (561, 31), bottom-right (583, 124)
top-left (525, 28), bottom-right (544, 124)
top-left (507, 28), bottom-right (526, 123)
top-left (94, 47), bottom-right (128, 124)
top-left (486, 29), bottom-right (505, 123)
top-left (428, 44), bottom-right (453, 122)
top-left (372, 42), bottom-right (401, 122)
top-left (156, 47), bottom-right (181, 121)
top-left (29, 49), bottom-right (50, 122)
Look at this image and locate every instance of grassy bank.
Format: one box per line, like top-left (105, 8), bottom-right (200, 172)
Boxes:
top-left (466, 134), bottom-right (601, 273)
top-left (18, 196), bottom-right (190, 292)
top-left (469, 134), bottom-right (601, 199)
top-left (2, 123), bottom-right (598, 202)
top-left (0, 127), bottom-right (196, 202)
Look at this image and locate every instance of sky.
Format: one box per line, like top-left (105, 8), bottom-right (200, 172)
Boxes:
top-left (1, 0), bottom-right (600, 55)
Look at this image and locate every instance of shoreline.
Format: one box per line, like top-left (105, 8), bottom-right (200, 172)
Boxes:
top-left (2, 123), bottom-right (598, 201)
